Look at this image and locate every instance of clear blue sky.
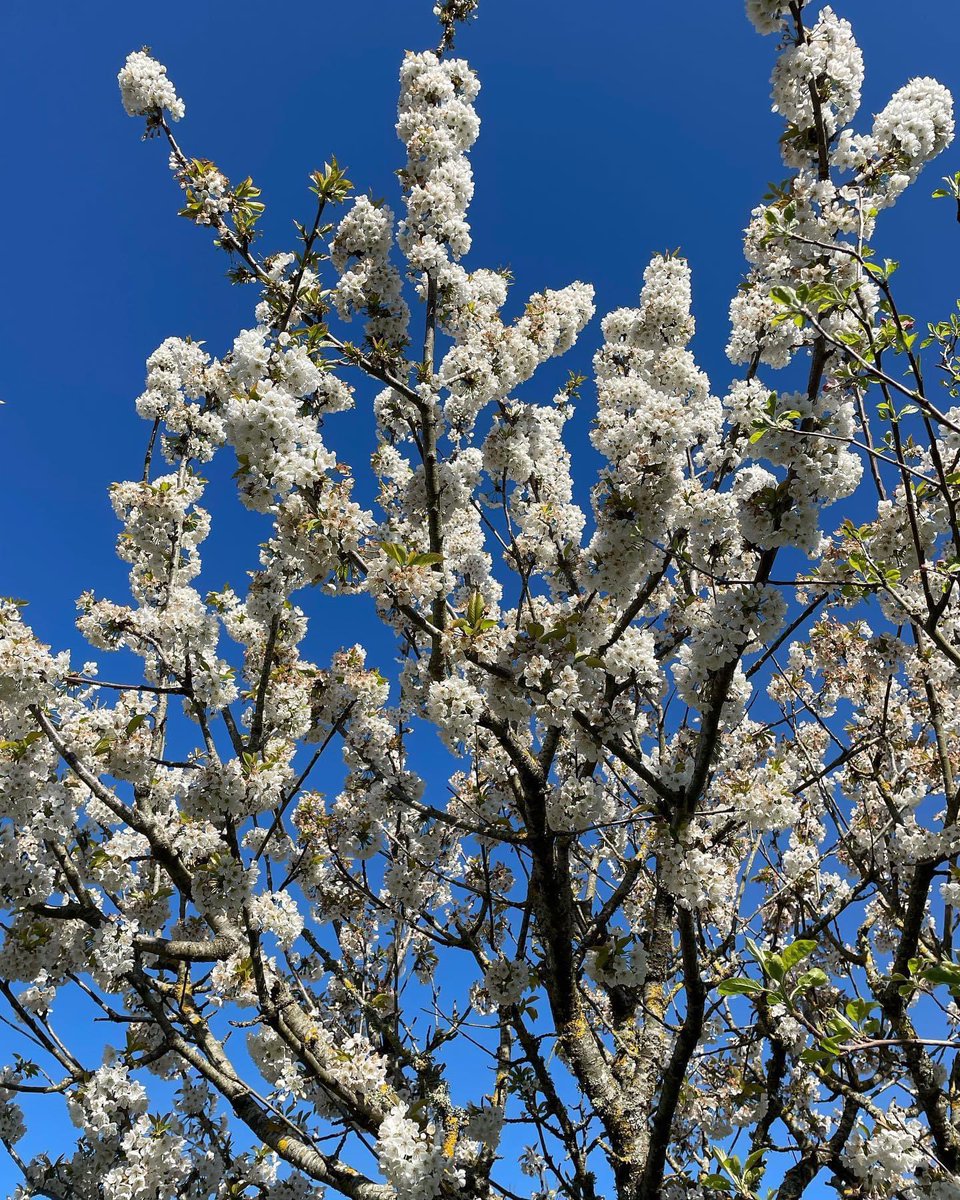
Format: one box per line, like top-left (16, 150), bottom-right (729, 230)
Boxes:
top-left (1, 0), bottom-right (959, 1189)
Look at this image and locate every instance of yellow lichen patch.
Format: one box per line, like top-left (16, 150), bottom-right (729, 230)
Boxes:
top-left (443, 1115), bottom-right (459, 1158)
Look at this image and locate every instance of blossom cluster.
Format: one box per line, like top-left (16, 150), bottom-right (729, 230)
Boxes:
top-left (118, 50), bottom-right (185, 121)
top-left (396, 51), bottom-right (480, 274)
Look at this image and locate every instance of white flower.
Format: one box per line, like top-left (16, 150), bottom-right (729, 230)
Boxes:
top-left (746, 0), bottom-right (789, 35)
top-left (847, 1107), bottom-right (926, 1192)
top-left (482, 957), bottom-right (528, 1006)
top-left (118, 50), bottom-right (185, 121)
top-left (248, 890), bottom-right (304, 950)
top-left (377, 1103), bottom-right (463, 1200)
top-left (771, 8), bottom-right (863, 137)
top-left (873, 77), bottom-right (954, 171)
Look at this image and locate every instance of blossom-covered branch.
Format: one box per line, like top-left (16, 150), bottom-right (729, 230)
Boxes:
top-left (3, 2), bottom-right (960, 1198)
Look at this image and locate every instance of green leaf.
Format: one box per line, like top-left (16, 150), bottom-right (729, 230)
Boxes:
top-left (718, 1152), bottom-right (741, 1177)
top-left (717, 977), bottom-right (764, 997)
top-left (541, 625), bottom-right (568, 643)
top-left (770, 286), bottom-right (797, 307)
top-left (794, 967), bottom-right (828, 991)
top-left (309, 157), bottom-right (354, 204)
top-left (845, 998), bottom-right (878, 1023)
top-left (0, 731), bottom-right (42, 761)
top-left (826, 1013), bottom-right (856, 1037)
top-left (466, 591), bottom-right (486, 628)
top-left (920, 962), bottom-right (960, 987)
top-left (800, 1047), bottom-right (834, 1065)
top-left (780, 939), bottom-right (817, 971)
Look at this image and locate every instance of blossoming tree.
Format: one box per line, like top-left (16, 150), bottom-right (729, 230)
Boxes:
top-left (3, 0), bottom-right (960, 1196)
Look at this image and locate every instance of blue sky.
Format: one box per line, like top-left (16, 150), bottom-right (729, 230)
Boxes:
top-left (2, 0), bottom-right (960, 1190)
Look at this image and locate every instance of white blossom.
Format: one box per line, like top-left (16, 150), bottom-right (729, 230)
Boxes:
top-left (118, 50), bottom-right (185, 121)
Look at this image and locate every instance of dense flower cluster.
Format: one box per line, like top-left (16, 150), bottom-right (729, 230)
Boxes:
top-left (746, 0), bottom-right (789, 35)
top-left (771, 7), bottom-right (863, 148)
top-left (396, 51), bottom-right (480, 274)
top-left (331, 196), bottom-right (411, 347)
top-left (377, 1103), bottom-right (465, 1200)
top-left (117, 50), bottom-right (185, 121)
